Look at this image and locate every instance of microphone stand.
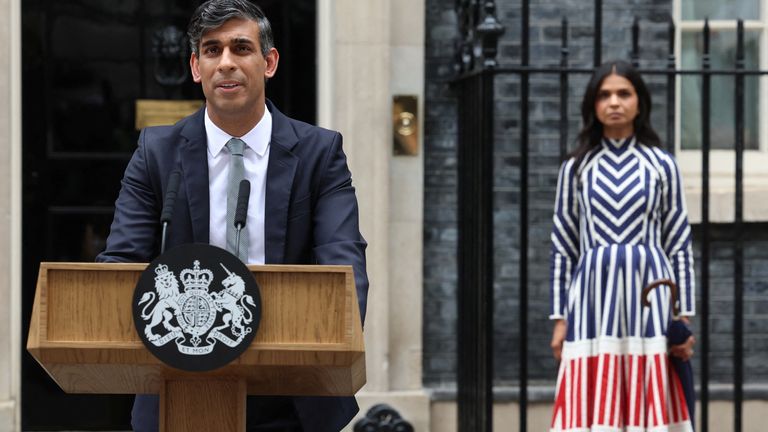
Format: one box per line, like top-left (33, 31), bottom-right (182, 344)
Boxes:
top-left (160, 170), bottom-right (181, 254)
top-left (234, 179), bottom-right (251, 259)
top-left (161, 223), bottom-right (169, 254)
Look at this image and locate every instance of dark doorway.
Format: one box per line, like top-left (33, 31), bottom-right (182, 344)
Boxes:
top-left (21, 0), bottom-right (316, 429)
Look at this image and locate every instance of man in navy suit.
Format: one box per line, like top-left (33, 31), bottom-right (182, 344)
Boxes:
top-left (96, 1), bottom-right (369, 431)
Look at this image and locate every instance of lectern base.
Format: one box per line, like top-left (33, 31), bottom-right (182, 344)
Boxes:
top-left (160, 378), bottom-right (246, 432)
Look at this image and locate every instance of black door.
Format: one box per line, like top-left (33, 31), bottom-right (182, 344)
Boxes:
top-left (21, 0), bottom-right (316, 429)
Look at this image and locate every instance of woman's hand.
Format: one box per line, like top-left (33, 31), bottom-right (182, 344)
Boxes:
top-left (669, 317), bottom-right (695, 361)
top-left (551, 319), bottom-right (567, 361)
top-left (670, 335), bottom-right (695, 361)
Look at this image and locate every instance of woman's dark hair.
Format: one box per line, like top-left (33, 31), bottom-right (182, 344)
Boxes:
top-left (570, 60), bottom-right (661, 160)
top-left (187, 0), bottom-right (274, 57)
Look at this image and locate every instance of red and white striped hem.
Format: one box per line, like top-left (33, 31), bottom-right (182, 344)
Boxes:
top-left (550, 352), bottom-right (692, 431)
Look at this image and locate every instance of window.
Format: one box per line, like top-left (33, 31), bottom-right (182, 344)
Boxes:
top-left (675, 0), bottom-right (768, 222)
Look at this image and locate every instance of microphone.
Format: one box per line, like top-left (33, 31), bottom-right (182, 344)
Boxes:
top-left (159, 170), bottom-right (181, 254)
top-left (234, 179), bottom-right (251, 255)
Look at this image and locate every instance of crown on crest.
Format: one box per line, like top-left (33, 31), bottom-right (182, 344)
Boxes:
top-left (180, 260), bottom-right (213, 291)
top-left (154, 263), bottom-right (175, 283)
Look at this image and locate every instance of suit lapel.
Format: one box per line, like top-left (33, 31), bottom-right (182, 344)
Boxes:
top-left (265, 101), bottom-right (299, 264)
top-left (179, 109), bottom-right (210, 244)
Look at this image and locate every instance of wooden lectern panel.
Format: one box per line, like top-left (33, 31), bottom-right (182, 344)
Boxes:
top-left (27, 262), bottom-right (365, 396)
top-left (256, 271), bottom-right (345, 344)
top-left (161, 378), bottom-right (246, 432)
top-left (46, 267), bottom-right (141, 342)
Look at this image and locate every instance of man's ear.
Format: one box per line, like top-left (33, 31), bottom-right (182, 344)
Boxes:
top-left (190, 53), bottom-right (202, 83)
top-left (264, 48), bottom-right (279, 79)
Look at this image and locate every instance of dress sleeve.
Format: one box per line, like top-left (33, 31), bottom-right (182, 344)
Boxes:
top-left (550, 159), bottom-right (580, 319)
top-left (660, 154), bottom-right (695, 316)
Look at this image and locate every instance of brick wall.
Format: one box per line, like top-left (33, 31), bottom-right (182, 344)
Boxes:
top-left (693, 224), bottom-right (768, 383)
top-left (424, 0), bottom-right (460, 385)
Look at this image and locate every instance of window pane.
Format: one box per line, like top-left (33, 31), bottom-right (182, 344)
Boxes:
top-left (682, 0), bottom-right (759, 20)
top-left (681, 30), bottom-right (759, 150)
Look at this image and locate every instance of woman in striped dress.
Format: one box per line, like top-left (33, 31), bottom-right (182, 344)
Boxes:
top-left (549, 61), bottom-right (696, 431)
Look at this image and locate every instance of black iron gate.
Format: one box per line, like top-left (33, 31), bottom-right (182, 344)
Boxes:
top-left (452, 1), bottom-right (767, 431)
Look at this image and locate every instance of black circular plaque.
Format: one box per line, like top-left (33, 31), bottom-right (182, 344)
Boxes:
top-left (132, 243), bottom-right (261, 371)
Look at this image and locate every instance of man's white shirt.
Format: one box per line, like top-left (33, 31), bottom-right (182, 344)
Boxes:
top-left (205, 106), bottom-right (271, 264)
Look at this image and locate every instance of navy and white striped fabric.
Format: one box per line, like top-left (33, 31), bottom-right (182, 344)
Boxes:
top-left (549, 136), bottom-right (695, 341)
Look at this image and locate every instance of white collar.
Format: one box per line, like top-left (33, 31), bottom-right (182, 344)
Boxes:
top-left (204, 107), bottom-right (272, 158)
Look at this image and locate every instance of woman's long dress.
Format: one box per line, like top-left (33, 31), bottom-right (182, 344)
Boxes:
top-left (549, 137), bottom-right (695, 432)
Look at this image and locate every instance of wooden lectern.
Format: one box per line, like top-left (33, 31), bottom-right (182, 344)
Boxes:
top-left (27, 263), bottom-right (366, 432)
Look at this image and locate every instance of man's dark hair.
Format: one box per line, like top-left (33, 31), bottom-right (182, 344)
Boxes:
top-left (570, 60), bottom-right (661, 160)
top-left (187, 0), bottom-right (274, 57)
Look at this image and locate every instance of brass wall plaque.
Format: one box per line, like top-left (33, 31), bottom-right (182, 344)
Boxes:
top-left (135, 99), bottom-right (204, 130)
top-left (393, 95), bottom-right (419, 156)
